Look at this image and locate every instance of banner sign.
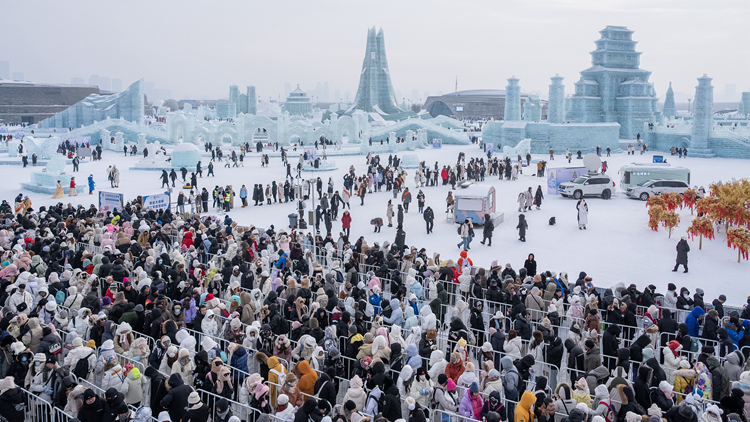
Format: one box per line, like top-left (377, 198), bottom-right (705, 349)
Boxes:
top-left (546, 167), bottom-right (587, 195)
top-left (432, 138), bottom-right (442, 149)
top-left (78, 147), bottom-right (92, 158)
top-left (143, 192), bottom-right (171, 210)
top-left (99, 191), bottom-right (124, 211)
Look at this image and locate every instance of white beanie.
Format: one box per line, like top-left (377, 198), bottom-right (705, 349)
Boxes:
top-left (158, 411), bottom-right (172, 422)
top-left (45, 301), bottom-right (57, 312)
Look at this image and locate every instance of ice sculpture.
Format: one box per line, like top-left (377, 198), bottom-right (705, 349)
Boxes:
top-left (565, 26), bottom-right (657, 139)
top-left (502, 138), bottom-right (531, 160)
top-left (504, 77), bottom-right (521, 121)
top-left (663, 82), bottom-right (677, 118)
top-left (522, 95), bottom-right (542, 121)
top-left (20, 151), bottom-right (75, 194)
top-left (170, 142), bottom-right (201, 170)
top-left (39, 79), bottom-right (145, 128)
top-left (346, 27), bottom-right (403, 115)
top-left (547, 75), bottom-right (565, 123)
top-left (400, 154), bottom-right (420, 169)
top-left (690, 75), bottom-right (715, 157)
top-left (23, 136), bottom-right (59, 159)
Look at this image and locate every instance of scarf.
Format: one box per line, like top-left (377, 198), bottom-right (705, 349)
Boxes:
top-left (118, 333), bottom-right (130, 351)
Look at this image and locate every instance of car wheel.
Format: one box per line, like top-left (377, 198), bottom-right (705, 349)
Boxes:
top-left (602, 189), bottom-right (611, 200)
top-left (639, 192), bottom-right (649, 201)
top-left (573, 190), bottom-right (583, 200)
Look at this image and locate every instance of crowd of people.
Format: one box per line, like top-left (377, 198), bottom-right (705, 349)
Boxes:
top-left (0, 191), bottom-right (748, 422)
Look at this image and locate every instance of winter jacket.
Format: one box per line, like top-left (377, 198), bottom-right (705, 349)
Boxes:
top-left (160, 373), bottom-right (192, 421)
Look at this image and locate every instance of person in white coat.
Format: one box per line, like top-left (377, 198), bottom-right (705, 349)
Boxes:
top-left (344, 375), bottom-right (367, 411)
top-left (120, 365), bottom-right (147, 406)
top-left (67, 308), bottom-right (93, 342)
top-left (428, 350), bottom-right (448, 381)
top-left (28, 353), bottom-right (56, 402)
top-left (100, 355), bottom-right (126, 392)
top-left (577, 198), bottom-right (589, 230)
top-left (504, 330), bottom-right (524, 358)
top-left (63, 337), bottom-right (96, 381)
top-left (420, 305), bottom-right (436, 331)
top-left (275, 394), bottom-right (296, 422)
top-left (171, 348), bottom-right (194, 384)
top-left (8, 284), bottom-right (33, 315)
top-left (201, 309), bottom-right (220, 337)
top-left (63, 286), bottom-right (84, 313)
top-left (94, 339), bottom-right (116, 388)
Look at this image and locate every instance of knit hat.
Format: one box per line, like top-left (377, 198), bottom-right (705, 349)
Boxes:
top-left (86, 340), bottom-right (96, 348)
top-left (0, 377), bottom-right (15, 395)
top-left (679, 360), bottom-right (691, 369)
top-left (188, 392), bottom-right (201, 405)
top-left (469, 382), bottom-right (478, 393)
top-left (284, 373), bottom-right (298, 384)
top-left (659, 381), bottom-right (673, 394)
top-left (585, 340), bottom-right (595, 349)
top-left (364, 333), bottom-right (373, 343)
top-left (345, 400), bottom-right (357, 411)
top-left (158, 411), bottom-right (172, 422)
top-left (33, 353), bottom-right (46, 363)
top-left (45, 301), bottom-right (57, 312)
top-left (437, 374), bottom-right (448, 385)
top-left (446, 378), bottom-right (457, 391)
top-left (72, 337), bottom-right (83, 348)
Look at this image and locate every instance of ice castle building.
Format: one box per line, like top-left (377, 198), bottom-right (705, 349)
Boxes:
top-left (566, 26), bottom-right (659, 139)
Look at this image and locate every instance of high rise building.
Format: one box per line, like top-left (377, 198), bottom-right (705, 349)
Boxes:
top-left (347, 27), bottom-right (403, 114)
top-left (228, 85), bottom-right (240, 117)
top-left (11, 72), bottom-right (23, 81)
top-left (247, 86), bottom-right (257, 115)
top-left (0, 61), bottom-right (9, 79)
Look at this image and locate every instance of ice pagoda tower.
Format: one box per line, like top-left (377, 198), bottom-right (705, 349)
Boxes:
top-left (565, 26), bottom-right (658, 139)
top-left (504, 76), bottom-right (521, 121)
top-left (690, 75), bottom-right (716, 157)
top-left (547, 75), bottom-right (565, 123)
top-left (663, 82), bottom-right (677, 118)
top-left (347, 27), bottom-right (403, 115)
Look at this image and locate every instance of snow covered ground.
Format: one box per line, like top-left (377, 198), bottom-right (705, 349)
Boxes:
top-left (4, 143), bottom-right (750, 306)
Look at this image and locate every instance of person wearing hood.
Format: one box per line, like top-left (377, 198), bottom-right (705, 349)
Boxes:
top-left (314, 367), bottom-right (337, 407)
top-left (120, 364), bottom-right (146, 407)
top-left (296, 359), bottom-right (317, 398)
top-left (344, 374), bottom-right (367, 411)
top-left (0, 377), bottom-right (26, 422)
top-left (554, 383), bottom-right (578, 422)
top-left (428, 350), bottom-right (448, 381)
top-left (382, 379), bottom-right (403, 422)
top-left (501, 357), bottom-right (521, 417)
top-left (21, 317), bottom-right (43, 353)
top-left (383, 298), bottom-right (404, 327)
top-left (63, 336), bottom-right (96, 381)
top-left (514, 390), bottom-right (537, 422)
top-left (616, 386), bottom-right (645, 422)
top-left (295, 398), bottom-right (322, 422)
top-left (686, 306), bottom-right (706, 338)
top-left (158, 373), bottom-right (190, 421)
top-left (565, 338), bottom-right (585, 381)
top-left (723, 351), bottom-right (744, 382)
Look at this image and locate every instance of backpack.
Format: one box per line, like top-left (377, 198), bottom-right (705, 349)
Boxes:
top-left (55, 289), bottom-right (67, 305)
top-left (73, 351), bottom-right (94, 379)
top-left (334, 270), bottom-right (344, 285)
top-left (599, 400), bottom-right (617, 422)
top-left (278, 314), bottom-right (289, 335)
top-left (270, 367), bottom-right (287, 387)
top-left (690, 338), bottom-right (701, 353)
top-left (457, 225), bottom-right (462, 236)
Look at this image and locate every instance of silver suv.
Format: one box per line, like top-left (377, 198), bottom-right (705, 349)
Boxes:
top-left (558, 174), bottom-right (617, 199)
top-left (626, 179), bottom-right (689, 201)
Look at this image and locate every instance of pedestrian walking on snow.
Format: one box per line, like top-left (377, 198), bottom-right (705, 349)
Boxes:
top-left (534, 186), bottom-right (544, 210)
top-left (673, 237), bottom-right (690, 273)
top-left (517, 214), bottom-right (527, 242)
top-left (424, 206), bottom-right (434, 234)
top-left (480, 213), bottom-right (494, 246)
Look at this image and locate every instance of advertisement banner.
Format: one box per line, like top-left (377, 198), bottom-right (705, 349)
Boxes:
top-left (432, 138), bottom-right (442, 149)
top-left (485, 143), bottom-right (493, 154)
top-left (99, 191), bottom-right (124, 211)
top-left (546, 167), bottom-right (587, 195)
top-left (78, 147), bottom-right (92, 158)
top-left (143, 192), bottom-right (171, 210)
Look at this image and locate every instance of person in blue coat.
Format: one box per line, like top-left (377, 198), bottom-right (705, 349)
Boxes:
top-left (383, 298), bottom-right (403, 327)
top-left (369, 286), bottom-right (382, 316)
top-left (686, 306), bottom-right (706, 337)
top-left (229, 343), bottom-right (248, 386)
top-left (88, 174), bottom-right (95, 194)
top-left (405, 343), bottom-right (422, 369)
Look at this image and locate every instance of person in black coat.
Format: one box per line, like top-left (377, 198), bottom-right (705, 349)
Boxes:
top-left (0, 378), bottom-right (26, 422)
top-left (183, 392), bottom-right (210, 422)
top-left (103, 387), bottom-right (126, 422)
top-left (423, 206), bottom-right (434, 234)
top-left (703, 309), bottom-right (720, 341)
top-left (673, 237), bottom-right (690, 272)
top-left (629, 334), bottom-right (651, 379)
top-left (523, 253), bottom-right (537, 276)
top-left (658, 309), bottom-right (680, 345)
top-left (382, 382), bottom-right (402, 422)
top-left (408, 399), bottom-right (428, 422)
top-left (295, 399), bottom-right (321, 422)
top-left (314, 368), bottom-right (337, 405)
top-left (480, 213), bottom-right (494, 246)
top-left (602, 324), bottom-right (621, 371)
top-left (564, 338), bottom-right (584, 380)
top-left (713, 295), bottom-right (726, 319)
top-left (720, 388), bottom-right (745, 418)
top-left (160, 373), bottom-right (192, 422)
top-left (77, 389), bottom-right (105, 422)
top-left (144, 366), bottom-right (167, 414)
top-left (546, 336), bottom-right (564, 372)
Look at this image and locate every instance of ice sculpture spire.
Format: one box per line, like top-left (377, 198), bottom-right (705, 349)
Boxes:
top-left (504, 76), bottom-right (521, 121)
top-left (691, 74), bottom-right (714, 151)
top-left (663, 82), bottom-right (676, 118)
top-left (547, 75), bottom-right (565, 123)
top-left (348, 27), bottom-right (403, 115)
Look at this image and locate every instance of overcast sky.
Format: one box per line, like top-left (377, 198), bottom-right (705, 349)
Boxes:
top-left (2, 0), bottom-right (748, 103)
